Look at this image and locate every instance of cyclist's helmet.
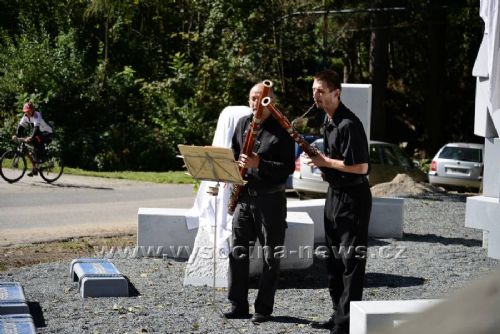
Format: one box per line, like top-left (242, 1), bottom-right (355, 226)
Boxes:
top-left (23, 102), bottom-right (34, 115)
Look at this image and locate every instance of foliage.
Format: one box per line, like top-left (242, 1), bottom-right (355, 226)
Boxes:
top-left (0, 0), bottom-right (485, 170)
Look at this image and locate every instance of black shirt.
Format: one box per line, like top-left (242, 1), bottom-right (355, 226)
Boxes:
top-left (232, 114), bottom-right (295, 190)
top-left (322, 102), bottom-right (370, 187)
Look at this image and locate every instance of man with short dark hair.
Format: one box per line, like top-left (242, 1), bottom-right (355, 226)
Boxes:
top-left (307, 70), bottom-right (372, 334)
top-left (224, 82), bottom-right (295, 323)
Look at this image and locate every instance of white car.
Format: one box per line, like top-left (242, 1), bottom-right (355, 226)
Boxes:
top-left (292, 139), bottom-right (427, 195)
top-left (428, 142), bottom-right (484, 190)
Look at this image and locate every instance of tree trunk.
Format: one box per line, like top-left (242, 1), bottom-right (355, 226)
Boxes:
top-left (369, 5), bottom-right (389, 141)
top-left (424, 4), bottom-right (447, 155)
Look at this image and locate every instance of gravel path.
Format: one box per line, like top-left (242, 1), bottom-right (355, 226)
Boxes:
top-left (1, 195), bottom-right (499, 334)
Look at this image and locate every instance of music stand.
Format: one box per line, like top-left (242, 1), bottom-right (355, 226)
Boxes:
top-left (177, 145), bottom-right (244, 302)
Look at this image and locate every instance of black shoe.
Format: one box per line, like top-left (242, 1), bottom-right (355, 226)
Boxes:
top-left (330, 326), bottom-right (348, 334)
top-left (223, 309), bottom-right (250, 319)
top-left (27, 170), bottom-right (38, 177)
top-left (251, 313), bottom-right (270, 323)
top-left (310, 315), bottom-right (335, 329)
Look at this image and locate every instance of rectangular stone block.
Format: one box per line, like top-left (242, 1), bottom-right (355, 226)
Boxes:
top-left (250, 211), bottom-right (314, 276)
top-left (0, 315), bottom-right (36, 334)
top-left (287, 197), bottom-right (404, 242)
top-left (70, 259), bottom-right (129, 298)
top-left (474, 77), bottom-right (498, 138)
top-left (0, 283), bottom-right (29, 316)
top-left (465, 196), bottom-right (500, 231)
top-left (341, 84), bottom-right (372, 141)
top-left (465, 195), bottom-right (500, 260)
top-left (287, 199), bottom-right (325, 243)
top-left (350, 299), bottom-right (440, 334)
top-left (137, 208), bottom-right (197, 259)
top-left (369, 197), bottom-right (404, 239)
top-left (483, 138), bottom-right (500, 198)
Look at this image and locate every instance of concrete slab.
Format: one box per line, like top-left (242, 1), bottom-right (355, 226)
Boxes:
top-left (483, 138), bottom-right (500, 198)
top-left (341, 84), bottom-right (372, 141)
top-left (474, 77), bottom-right (498, 138)
top-left (369, 197), bottom-right (404, 239)
top-left (287, 199), bottom-right (325, 243)
top-left (465, 195), bottom-right (500, 259)
top-left (70, 259), bottom-right (129, 298)
top-left (0, 314), bottom-right (36, 334)
top-left (0, 283), bottom-right (29, 316)
top-left (137, 208), bottom-right (197, 259)
top-left (350, 299), bottom-right (440, 334)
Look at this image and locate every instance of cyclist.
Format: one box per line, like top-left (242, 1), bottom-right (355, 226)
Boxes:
top-left (11, 102), bottom-right (53, 176)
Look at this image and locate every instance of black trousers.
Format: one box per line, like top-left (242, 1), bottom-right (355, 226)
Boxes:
top-left (33, 132), bottom-right (52, 163)
top-left (324, 181), bottom-right (372, 330)
top-left (228, 190), bottom-right (287, 316)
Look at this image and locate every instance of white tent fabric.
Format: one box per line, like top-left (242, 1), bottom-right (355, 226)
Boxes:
top-left (185, 106), bottom-right (251, 251)
top-left (474, 0), bottom-right (500, 133)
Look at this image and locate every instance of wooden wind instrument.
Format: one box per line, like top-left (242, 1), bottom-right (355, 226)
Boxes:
top-left (227, 80), bottom-right (273, 215)
top-left (261, 96), bottom-right (320, 158)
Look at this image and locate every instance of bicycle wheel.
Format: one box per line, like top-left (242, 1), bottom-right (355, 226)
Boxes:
top-left (0, 150), bottom-right (27, 183)
top-left (39, 155), bottom-right (64, 183)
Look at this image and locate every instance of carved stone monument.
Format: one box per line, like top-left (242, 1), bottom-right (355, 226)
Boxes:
top-left (465, 0), bottom-right (500, 260)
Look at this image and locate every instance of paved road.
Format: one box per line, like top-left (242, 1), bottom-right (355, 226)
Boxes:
top-left (0, 174), bottom-right (196, 246)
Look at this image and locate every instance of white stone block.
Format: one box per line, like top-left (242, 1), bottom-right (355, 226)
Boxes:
top-left (70, 259), bottom-right (129, 298)
top-left (249, 211), bottom-right (314, 276)
top-left (0, 283), bottom-right (29, 316)
top-left (474, 77), bottom-right (498, 138)
top-left (287, 199), bottom-right (325, 243)
top-left (465, 196), bottom-right (500, 231)
top-left (137, 208), bottom-right (197, 259)
top-left (483, 138), bottom-right (500, 198)
top-left (487, 230), bottom-right (500, 259)
top-left (0, 314), bottom-right (36, 334)
top-left (369, 197), bottom-right (404, 239)
top-left (465, 195), bottom-right (500, 259)
top-left (350, 299), bottom-right (440, 334)
top-left (287, 197), bottom-right (404, 242)
top-left (341, 84), bottom-right (372, 141)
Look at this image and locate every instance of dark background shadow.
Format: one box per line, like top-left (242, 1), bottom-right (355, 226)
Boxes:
top-left (123, 276), bottom-right (140, 297)
top-left (28, 301), bottom-right (46, 328)
top-left (33, 182), bottom-right (113, 190)
top-left (248, 258), bottom-right (426, 290)
top-left (403, 233), bottom-right (481, 247)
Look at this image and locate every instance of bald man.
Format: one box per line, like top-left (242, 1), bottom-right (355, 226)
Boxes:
top-left (224, 83), bottom-right (295, 323)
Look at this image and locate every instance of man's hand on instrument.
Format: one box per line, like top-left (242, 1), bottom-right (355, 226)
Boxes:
top-left (239, 152), bottom-right (260, 169)
top-left (304, 152), bottom-right (328, 168)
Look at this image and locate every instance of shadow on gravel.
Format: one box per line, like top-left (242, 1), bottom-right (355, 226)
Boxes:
top-left (33, 182), bottom-right (114, 190)
top-left (123, 276), bottom-right (140, 297)
top-left (273, 259), bottom-right (425, 290)
top-left (368, 238), bottom-right (391, 246)
top-left (366, 273), bottom-right (425, 288)
top-left (272, 315), bottom-right (311, 325)
top-left (403, 233), bottom-right (481, 247)
top-left (28, 301), bottom-right (46, 327)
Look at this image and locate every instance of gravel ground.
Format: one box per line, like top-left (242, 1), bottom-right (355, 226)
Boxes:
top-left (1, 194), bottom-right (499, 334)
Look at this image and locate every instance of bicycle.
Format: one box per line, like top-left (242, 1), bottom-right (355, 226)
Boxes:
top-left (0, 137), bottom-right (64, 183)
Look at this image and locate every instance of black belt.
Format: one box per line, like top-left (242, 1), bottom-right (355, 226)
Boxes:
top-left (245, 184), bottom-right (286, 196)
top-left (329, 176), bottom-right (368, 189)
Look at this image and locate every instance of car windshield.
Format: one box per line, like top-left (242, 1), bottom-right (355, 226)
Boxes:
top-left (371, 144), bottom-right (412, 168)
top-left (438, 147), bottom-right (482, 163)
